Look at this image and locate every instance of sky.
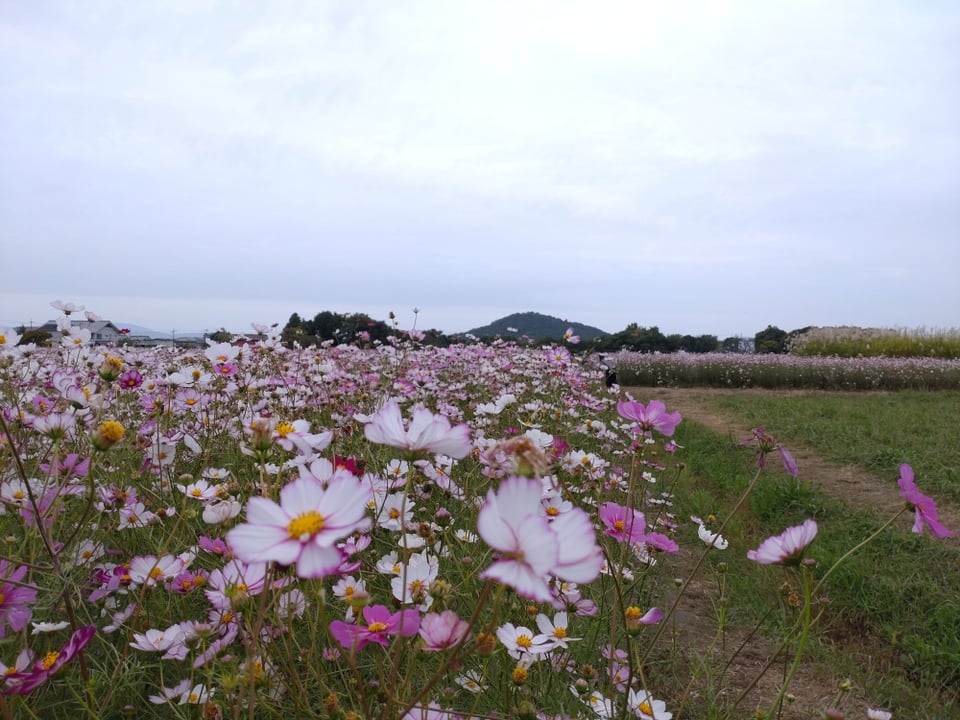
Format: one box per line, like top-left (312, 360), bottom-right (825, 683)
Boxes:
top-left (1, 1), bottom-right (958, 339)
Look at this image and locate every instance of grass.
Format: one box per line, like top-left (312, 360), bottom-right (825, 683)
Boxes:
top-left (704, 390), bottom-right (960, 504)
top-left (669, 407), bottom-right (960, 718)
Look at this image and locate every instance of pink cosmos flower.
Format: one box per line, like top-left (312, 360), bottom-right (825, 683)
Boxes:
top-left (747, 519), bottom-right (818, 565)
top-left (599, 502), bottom-right (647, 544)
top-left (329, 604), bottom-right (420, 650)
top-left (617, 400), bottom-right (682, 437)
top-left (0, 561), bottom-right (37, 637)
top-left (226, 471), bottom-right (372, 579)
top-left (418, 610), bottom-right (469, 651)
top-left (477, 476), bottom-right (602, 602)
top-left (3, 625), bottom-right (96, 696)
top-left (364, 399), bottom-right (472, 459)
top-left (898, 464), bottom-right (952, 538)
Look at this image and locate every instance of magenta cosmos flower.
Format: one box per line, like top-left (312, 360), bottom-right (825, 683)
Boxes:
top-left (0, 561), bottom-right (37, 638)
top-left (364, 399), bottom-right (472, 459)
top-left (617, 400), bottom-right (681, 437)
top-left (747, 519), bottom-right (817, 565)
top-left (3, 625), bottom-right (96, 696)
top-left (477, 475), bottom-right (603, 602)
top-left (329, 605), bottom-right (420, 650)
top-left (226, 471), bottom-right (372, 578)
top-left (599, 502), bottom-right (647, 545)
top-left (898, 464), bottom-right (952, 538)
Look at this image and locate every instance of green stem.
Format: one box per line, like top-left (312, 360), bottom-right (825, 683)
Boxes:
top-left (393, 580), bottom-right (495, 720)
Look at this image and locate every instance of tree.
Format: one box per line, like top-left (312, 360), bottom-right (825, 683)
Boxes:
top-left (208, 328), bottom-right (233, 343)
top-left (722, 336), bottom-right (754, 353)
top-left (754, 325), bottom-right (788, 354)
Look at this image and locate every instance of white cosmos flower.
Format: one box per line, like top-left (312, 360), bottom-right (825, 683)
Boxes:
top-left (698, 524), bottom-right (729, 550)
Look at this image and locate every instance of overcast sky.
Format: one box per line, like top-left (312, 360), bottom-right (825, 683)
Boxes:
top-left (1, 1), bottom-right (958, 338)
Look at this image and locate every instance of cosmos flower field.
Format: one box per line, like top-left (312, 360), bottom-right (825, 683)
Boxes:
top-left (0, 311), bottom-right (947, 719)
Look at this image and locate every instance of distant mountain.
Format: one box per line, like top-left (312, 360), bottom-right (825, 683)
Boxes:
top-left (464, 312), bottom-right (608, 340)
top-left (116, 323), bottom-right (204, 339)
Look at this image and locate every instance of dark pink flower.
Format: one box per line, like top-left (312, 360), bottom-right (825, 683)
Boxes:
top-left (118, 369), bottom-right (143, 389)
top-left (598, 502), bottom-right (646, 544)
top-left (898, 464), bottom-right (953, 538)
top-left (617, 400), bottom-right (682, 437)
top-left (0, 561), bottom-right (37, 637)
top-left (329, 605), bottom-right (420, 650)
top-left (3, 625), bottom-right (96, 695)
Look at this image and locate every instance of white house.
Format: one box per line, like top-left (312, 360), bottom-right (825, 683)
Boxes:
top-left (34, 319), bottom-right (125, 345)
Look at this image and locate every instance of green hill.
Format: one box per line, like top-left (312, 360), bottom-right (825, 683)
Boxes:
top-left (465, 312), bottom-right (608, 340)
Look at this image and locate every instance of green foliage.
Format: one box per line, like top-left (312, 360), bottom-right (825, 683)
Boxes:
top-left (207, 327), bottom-right (234, 342)
top-left (754, 325), bottom-right (788, 354)
top-left (17, 329), bottom-right (52, 346)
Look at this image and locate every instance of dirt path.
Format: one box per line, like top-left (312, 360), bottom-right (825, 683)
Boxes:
top-left (628, 387), bottom-right (959, 718)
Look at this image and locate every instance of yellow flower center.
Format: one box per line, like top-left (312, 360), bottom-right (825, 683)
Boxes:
top-left (185, 397), bottom-right (197, 406)
top-left (288, 511), bottom-right (325, 540)
top-left (639, 701), bottom-right (653, 715)
top-left (553, 627), bottom-right (567, 639)
top-left (98, 421), bottom-right (125, 443)
top-left (367, 622), bottom-right (387, 633)
top-left (0, 592), bottom-right (4, 604)
top-left (546, 506), bottom-right (559, 516)
top-left (625, 606), bottom-right (643, 622)
top-left (512, 666), bottom-right (528, 684)
top-left (149, 567), bottom-right (165, 580)
top-left (0, 335), bottom-right (5, 344)
top-left (192, 369), bottom-right (202, 380)
top-left (41, 651), bottom-right (60, 671)
top-left (344, 586), bottom-right (354, 596)
top-left (389, 509), bottom-right (400, 519)
top-left (275, 421), bottom-right (295, 437)
top-left (515, 634), bottom-right (532, 649)
top-left (614, 520), bottom-right (625, 532)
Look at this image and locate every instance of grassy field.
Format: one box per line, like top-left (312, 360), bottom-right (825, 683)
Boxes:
top-left (705, 390), bottom-right (960, 503)
top-left (670, 392), bottom-right (960, 717)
